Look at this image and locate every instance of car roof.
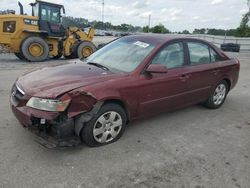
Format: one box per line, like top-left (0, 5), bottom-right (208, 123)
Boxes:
top-left (123, 34), bottom-right (208, 46)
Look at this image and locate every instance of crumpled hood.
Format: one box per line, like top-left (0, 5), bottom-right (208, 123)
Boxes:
top-left (17, 62), bottom-right (121, 98)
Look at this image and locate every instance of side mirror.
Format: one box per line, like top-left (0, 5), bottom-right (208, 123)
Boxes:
top-left (146, 64), bottom-right (168, 74)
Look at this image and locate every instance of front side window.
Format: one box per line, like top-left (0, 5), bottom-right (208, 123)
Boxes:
top-left (188, 42), bottom-right (210, 65)
top-left (151, 42), bottom-right (184, 69)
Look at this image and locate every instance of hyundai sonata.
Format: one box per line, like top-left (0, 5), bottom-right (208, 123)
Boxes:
top-left (10, 35), bottom-right (240, 147)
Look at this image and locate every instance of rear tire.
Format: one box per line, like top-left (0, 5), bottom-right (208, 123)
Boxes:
top-left (77, 41), bottom-right (96, 59)
top-left (21, 36), bottom-right (49, 62)
top-left (81, 103), bottom-right (127, 147)
top-left (204, 80), bottom-right (229, 109)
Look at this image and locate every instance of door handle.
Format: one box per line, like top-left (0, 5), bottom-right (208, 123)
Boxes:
top-left (179, 74), bottom-right (190, 82)
top-left (211, 70), bottom-right (220, 75)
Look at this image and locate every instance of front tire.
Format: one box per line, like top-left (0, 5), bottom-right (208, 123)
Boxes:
top-left (77, 41), bottom-right (96, 59)
top-left (81, 103), bottom-right (127, 147)
top-left (21, 36), bottom-right (49, 62)
top-left (204, 80), bottom-right (229, 109)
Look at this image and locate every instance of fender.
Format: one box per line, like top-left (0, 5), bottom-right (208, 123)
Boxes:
top-left (23, 29), bottom-right (48, 36)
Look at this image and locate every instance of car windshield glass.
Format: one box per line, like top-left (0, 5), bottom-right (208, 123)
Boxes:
top-left (84, 38), bottom-right (155, 72)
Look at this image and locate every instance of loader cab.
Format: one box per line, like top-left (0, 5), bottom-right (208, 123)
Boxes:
top-left (31, 0), bottom-right (65, 37)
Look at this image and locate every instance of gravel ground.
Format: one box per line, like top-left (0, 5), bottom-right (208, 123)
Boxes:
top-left (0, 48), bottom-right (249, 188)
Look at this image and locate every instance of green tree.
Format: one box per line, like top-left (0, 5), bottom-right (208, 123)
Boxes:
top-left (193, 28), bottom-right (206, 34)
top-left (150, 24), bottom-right (170, 34)
top-left (182, 30), bottom-right (190, 34)
top-left (235, 12), bottom-right (250, 37)
top-left (142, 26), bottom-right (150, 33)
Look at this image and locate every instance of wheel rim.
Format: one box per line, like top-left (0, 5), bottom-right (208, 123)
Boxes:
top-left (81, 47), bottom-right (92, 58)
top-left (28, 43), bottom-right (44, 57)
top-left (93, 111), bottom-right (123, 143)
top-left (213, 84), bottom-right (226, 105)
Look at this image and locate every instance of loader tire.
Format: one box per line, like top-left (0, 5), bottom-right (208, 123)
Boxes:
top-left (14, 52), bottom-right (27, 61)
top-left (77, 41), bottom-right (96, 59)
top-left (21, 37), bottom-right (49, 62)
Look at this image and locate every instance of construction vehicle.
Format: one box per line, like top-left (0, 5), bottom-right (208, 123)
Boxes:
top-left (0, 0), bottom-right (96, 62)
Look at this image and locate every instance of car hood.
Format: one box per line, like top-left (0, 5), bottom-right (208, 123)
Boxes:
top-left (17, 62), bottom-right (122, 98)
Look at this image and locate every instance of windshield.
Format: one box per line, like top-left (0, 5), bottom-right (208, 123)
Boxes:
top-left (85, 38), bottom-right (155, 72)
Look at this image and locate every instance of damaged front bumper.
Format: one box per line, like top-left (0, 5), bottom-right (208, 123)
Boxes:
top-left (11, 98), bottom-right (81, 149)
top-left (9, 83), bottom-right (101, 148)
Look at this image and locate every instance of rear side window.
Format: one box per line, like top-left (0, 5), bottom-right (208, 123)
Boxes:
top-left (210, 48), bottom-right (220, 62)
top-left (151, 42), bottom-right (184, 69)
top-left (188, 42), bottom-right (210, 65)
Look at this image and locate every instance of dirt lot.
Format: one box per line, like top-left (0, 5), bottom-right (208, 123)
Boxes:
top-left (0, 48), bottom-right (249, 188)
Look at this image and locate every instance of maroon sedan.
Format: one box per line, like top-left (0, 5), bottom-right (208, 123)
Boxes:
top-left (10, 35), bottom-right (240, 147)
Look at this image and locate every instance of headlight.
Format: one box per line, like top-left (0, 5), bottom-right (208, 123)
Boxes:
top-left (26, 97), bottom-right (71, 112)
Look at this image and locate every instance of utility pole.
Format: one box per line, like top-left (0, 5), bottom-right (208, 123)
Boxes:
top-left (247, 0), bottom-right (250, 23)
top-left (148, 14), bottom-right (151, 33)
top-left (102, 0), bottom-right (105, 30)
top-left (248, 0), bottom-right (250, 12)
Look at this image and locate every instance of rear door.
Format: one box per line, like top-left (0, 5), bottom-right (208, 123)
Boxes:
top-left (183, 40), bottom-right (223, 103)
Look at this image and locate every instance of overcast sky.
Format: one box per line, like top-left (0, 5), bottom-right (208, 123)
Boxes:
top-left (1, 0), bottom-right (249, 31)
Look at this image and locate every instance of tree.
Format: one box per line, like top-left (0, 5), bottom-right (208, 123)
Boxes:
top-left (142, 26), bottom-right (150, 33)
top-left (62, 16), bottom-right (142, 32)
top-left (235, 0), bottom-right (250, 37)
top-left (235, 12), bottom-right (250, 37)
top-left (150, 24), bottom-right (170, 34)
top-left (193, 28), bottom-right (206, 34)
top-left (182, 30), bottom-right (190, 34)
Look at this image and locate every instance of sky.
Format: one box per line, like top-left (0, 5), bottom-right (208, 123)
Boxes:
top-left (0, 0), bottom-right (249, 32)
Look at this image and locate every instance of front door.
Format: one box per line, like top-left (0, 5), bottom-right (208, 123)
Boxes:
top-left (137, 42), bottom-right (191, 118)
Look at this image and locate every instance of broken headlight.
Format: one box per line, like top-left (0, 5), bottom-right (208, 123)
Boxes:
top-left (26, 97), bottom-right (71, 112)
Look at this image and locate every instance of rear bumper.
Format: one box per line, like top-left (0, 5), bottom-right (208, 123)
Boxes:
top-left (10, 97), bottom-right (81, 148)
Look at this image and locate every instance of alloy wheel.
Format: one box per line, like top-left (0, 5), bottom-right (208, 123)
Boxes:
top-left (93, 111), bottom-right (123, 143)
top-left (213, 84), bottom-right (226, 105)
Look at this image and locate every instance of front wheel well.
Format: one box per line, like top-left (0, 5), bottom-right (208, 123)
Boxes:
top-left (103, 99), bottom-right (130, 123)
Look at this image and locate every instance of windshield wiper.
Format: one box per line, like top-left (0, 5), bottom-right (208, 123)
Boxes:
top-left (87, 62), bottom-right (110, 71)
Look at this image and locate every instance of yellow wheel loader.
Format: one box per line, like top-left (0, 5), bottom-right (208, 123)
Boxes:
top-left (0, 1), bottom-right (96, 62)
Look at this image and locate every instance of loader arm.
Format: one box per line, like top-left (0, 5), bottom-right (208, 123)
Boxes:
top-left (63, 27), bottom-right (95, 57)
